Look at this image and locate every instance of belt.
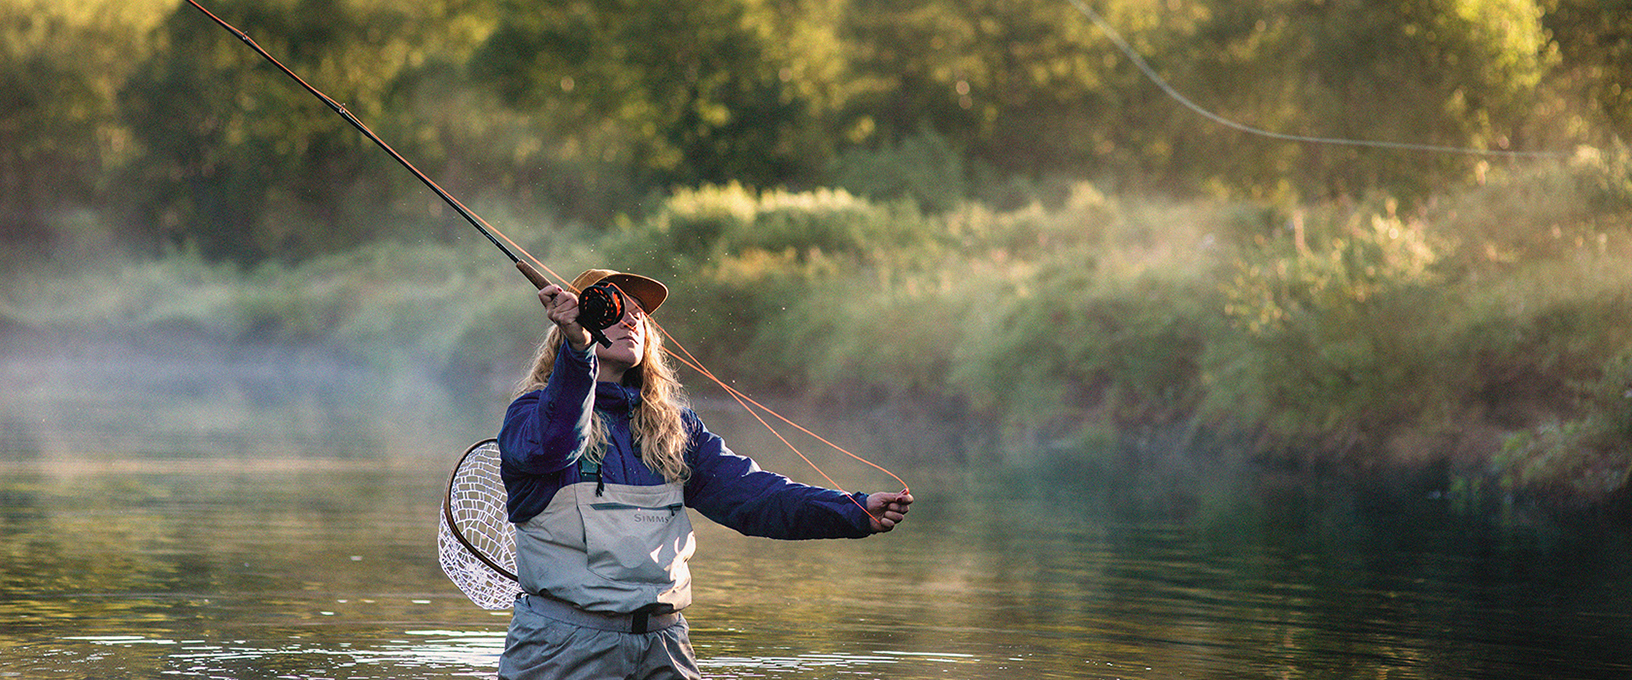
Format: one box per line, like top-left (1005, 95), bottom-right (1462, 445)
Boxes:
top-left (518, 593), bottom-right (682, 634)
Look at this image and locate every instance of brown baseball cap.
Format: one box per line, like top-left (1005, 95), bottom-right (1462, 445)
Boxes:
top-left (569, 268), bottom-right (668, 315)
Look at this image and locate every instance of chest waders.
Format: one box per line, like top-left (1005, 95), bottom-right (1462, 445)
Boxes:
top-left (501, 447), bottom-right (705, 679)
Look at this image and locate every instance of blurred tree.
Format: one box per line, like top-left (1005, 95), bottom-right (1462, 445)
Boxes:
top-left (1543, 0), bottom-right (1632, 140)
top-left (1175, 0), bottom-right (1556, 201)
top-left (4, 0), bottom-right (1614, 265)
top-left (120, 0), bottom-right (494, 263)
top-left (472, 0), bottom-right (815, 197)
top-left (0, 5), bottom-right (136, 250)
top-left (838, 0), bottom-right (1190, 189)
top-left (840, 0), bottom-right (1558, 203)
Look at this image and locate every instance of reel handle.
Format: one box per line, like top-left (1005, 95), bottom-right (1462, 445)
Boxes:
top-left (585, 328), bottom-right (613, 348)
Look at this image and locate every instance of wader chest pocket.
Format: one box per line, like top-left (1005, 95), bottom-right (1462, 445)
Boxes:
top-left (576, 484), bottom-right (693, 585)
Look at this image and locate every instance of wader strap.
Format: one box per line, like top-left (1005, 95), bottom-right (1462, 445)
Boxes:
top-left (578, 457), bottom-right (605, 496)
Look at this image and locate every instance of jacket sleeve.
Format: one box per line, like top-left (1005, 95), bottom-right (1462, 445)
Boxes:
top-left (683, 410), bottom-right (873, 540)
top-left (499, 344), bottom-right (597, 475)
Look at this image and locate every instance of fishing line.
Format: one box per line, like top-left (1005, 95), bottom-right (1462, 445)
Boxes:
top-left (654, 325), bottom-right (911, 515)
top-left (184, 0), bottom-right (906, 519)
top-left (1064, 0), bottom-right (1571, 158)
top-left (595, 307), bottom-right (909, 518)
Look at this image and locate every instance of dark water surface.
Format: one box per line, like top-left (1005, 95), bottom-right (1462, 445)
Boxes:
top-left (3, 351), bottom-right (1632, 679)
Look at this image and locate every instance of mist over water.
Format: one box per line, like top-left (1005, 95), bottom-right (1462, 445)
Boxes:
top-left (3, 337), bottom-right (1632, 679)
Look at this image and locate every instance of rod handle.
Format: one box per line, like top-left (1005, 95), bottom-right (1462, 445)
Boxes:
top-left (516, 261), bottom-right (551, 290)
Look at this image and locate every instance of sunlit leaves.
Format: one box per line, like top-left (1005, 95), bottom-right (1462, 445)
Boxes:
top-left (0, 4), bottom-right (140, 232)
top-left (115, 0), bottom-right (505, 262)
top-left (1224, 213), bottom-right (1443, 336)
top-left (1181, 0), bottom-right (1555, 201)
top-left (3, 0), bottom-right (1627, 269)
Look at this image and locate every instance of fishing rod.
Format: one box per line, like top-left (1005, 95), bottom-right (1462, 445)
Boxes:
top-left (182, 0), bottom-right (627, 346)
top-left (186, 0), bottom-right (908, 530)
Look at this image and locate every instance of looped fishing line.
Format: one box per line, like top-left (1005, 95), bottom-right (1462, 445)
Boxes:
top-left (1064, 0), bottom-right (1571, 158)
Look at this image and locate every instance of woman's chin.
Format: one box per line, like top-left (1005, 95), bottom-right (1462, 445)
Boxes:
top-left (596, 347), bottom-right (642, 371)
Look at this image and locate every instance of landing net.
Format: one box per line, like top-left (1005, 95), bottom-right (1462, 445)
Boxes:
top-left (438, 439), bottom-right (522, 610)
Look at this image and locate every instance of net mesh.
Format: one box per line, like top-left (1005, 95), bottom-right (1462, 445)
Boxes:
top-left (438, 439), bottom-right (523, 610)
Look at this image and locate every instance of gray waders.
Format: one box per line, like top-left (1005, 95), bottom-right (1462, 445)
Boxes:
top-left (501, 456), bottom-right (702, 679)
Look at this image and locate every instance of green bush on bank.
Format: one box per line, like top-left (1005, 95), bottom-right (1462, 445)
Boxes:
top-left (602, 183), bottom-right (946, 385)
top-left (1496, 348), bottom-right (1632, 502)
top-left (605, 163), bottom-right (1632, 500)
top-left (1207, 209), bottom-right (1454, 457)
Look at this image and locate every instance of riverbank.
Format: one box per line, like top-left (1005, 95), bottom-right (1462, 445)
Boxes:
top-left (2, 319), bottom-right (1624, 528)
top-left (5, 152), bottom-right (1632, 510)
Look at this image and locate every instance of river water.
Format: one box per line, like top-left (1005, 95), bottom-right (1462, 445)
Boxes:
top-left (2, 348), bottom-right (1631, 679)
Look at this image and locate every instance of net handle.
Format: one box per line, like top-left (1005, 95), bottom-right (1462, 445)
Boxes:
top-left (444, 438), bottom-right (519, 582)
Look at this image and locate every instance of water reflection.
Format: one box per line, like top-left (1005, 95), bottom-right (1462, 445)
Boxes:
top-left (4, 351), bottom-right (1632, 679)
top-left (698, 649), bottom-right (977, 677)
top-left (41, 630), bottom-right (506, 679)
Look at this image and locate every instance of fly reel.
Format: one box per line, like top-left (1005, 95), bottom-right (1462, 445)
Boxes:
top-left (577, 282), bottom-right (626, 348)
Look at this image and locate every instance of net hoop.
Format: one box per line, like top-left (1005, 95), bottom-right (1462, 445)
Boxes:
top-left (438, 438), bottom-right (523, 610)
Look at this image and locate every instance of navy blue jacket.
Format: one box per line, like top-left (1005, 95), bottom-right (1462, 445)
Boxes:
top-left (498, 343), bottom-right (874, 539)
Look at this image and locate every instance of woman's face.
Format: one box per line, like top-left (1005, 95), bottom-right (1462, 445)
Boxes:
top-left (593, 301), bottom-right (647, 375)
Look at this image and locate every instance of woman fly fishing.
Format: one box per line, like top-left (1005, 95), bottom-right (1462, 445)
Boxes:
top-left (174, 5), bottom-right (910, 675)
top-left (496, 268), bottom-right (914, 679)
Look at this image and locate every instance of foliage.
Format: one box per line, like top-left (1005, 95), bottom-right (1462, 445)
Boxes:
top-left (1208, 208), bottom-right (1449, 452)
top-left (941, 193), bottom-right (1221, 454)
top-left (1496, 348), bottom-right (1632, 503)
top-left (6, 0), bottom-right (1631, 265)
top-left (12, 0), bottom-right (1632, 508)
top-left (1179, 0), bottom-right (1556, 201)
top-left (826, 126), bottom-right (969, 213)
top-left (838, 0), bottom-right (1158, 180)
top-left (1542, 0), bottom-right (1632, 142)
top-left (600, 183), bottom-right (940, 379)
top-left (0, 1), bottom-right (142, 249)
top-left (114, 0), bottom-right (507, 263)
top-left (472, 0), bottom-right (815, 191)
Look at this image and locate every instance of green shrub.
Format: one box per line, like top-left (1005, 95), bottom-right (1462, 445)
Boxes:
top-left (950, 260), bottom-right (1218, 456)
top-left (605, 184), bottom-right (944, 384)
top-left (1208, 209), bottom-right (1453, 454)
top-left (827, 126), bottom-right (967, 213)
top-left (15, 160), bottom-right (1632, 508)
top-left (1493, 346), bottom-right (1632, 503)
top-left (1576, 145), bottom-right (1632, 216)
